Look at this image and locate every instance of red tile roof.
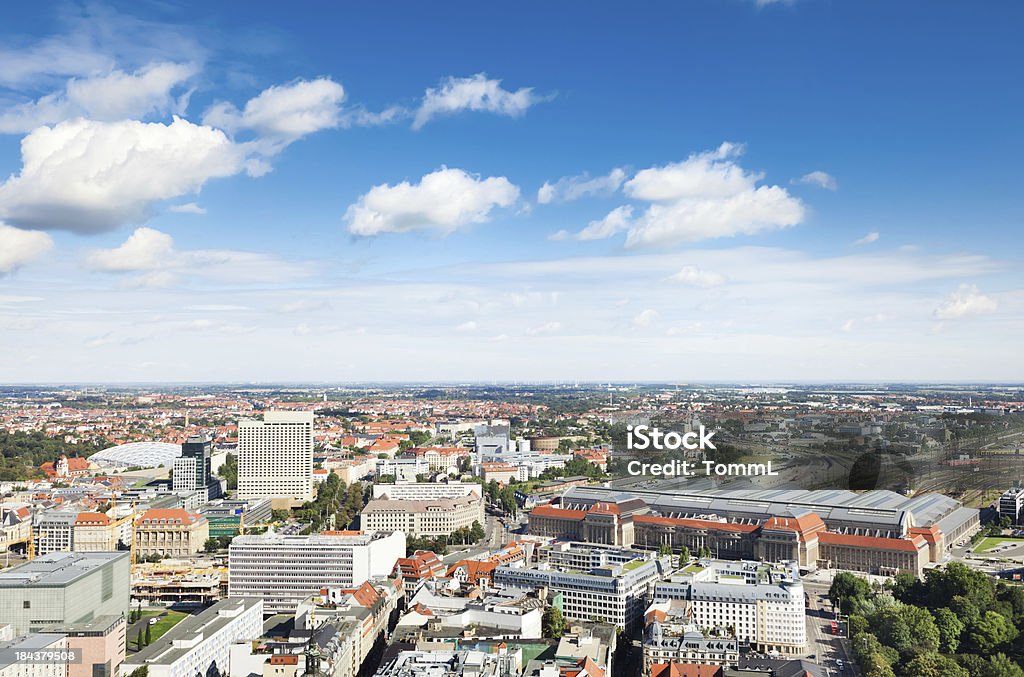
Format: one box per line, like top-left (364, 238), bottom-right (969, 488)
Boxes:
top-left (818, 532), bottom-right (926, 552)
top-left (531, 504), bottom-right (587, 520)
top-left (75, 512), bottom-right (111, 526)
top-left (650, 663), bottom-right (723, 677)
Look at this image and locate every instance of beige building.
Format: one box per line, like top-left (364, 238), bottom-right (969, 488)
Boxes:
top-left (73, 512), bottom-right (121, 552)
top-left (238, 411), bottom-right (315, 503)
top-left (134, 509), bottom-right (209, 559)
top-left (46, 615), bottom-right (126, 677)
top-left (360, 495), bottom-right (484, 537)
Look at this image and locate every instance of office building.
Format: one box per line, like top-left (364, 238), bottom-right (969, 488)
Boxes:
top-left (999, 486), bottom-right (1024, 525)
top-left (133, 509), bottom-right (209, 559)
top-left (43, 615), bottom-right (126, 677)
top-left (360, 495), bottom-right (484, 538)
top-left (73, 513), bottom-right (122, 552)
top-left (119, 597), bottom-right (263, 677)
top-left (651, 561), bottom-right (806, 656)
top-left (493, 544), bottom-right (668, 629)
top-left (0, 552), bottom-right (130, 635)
top-left (237, 411), bottom-right (315, 503)
top-left (371, 482), bottom-right (483, 501)
top-left (173, 434), bottom-right (223, 501)
top-left (228, 530), bottom-right (405, 614)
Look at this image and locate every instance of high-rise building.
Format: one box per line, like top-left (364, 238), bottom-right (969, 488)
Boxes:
top-left (999, 486), bottom-right (1024, 525)
top-left (0, 552), bottom-right (130, 635)
top-left (237, 411), bottom-right (315, 502)
top-left (174, 434), bottom-right (224, 501)
top-left (228, 530), bottom-right (405, 613)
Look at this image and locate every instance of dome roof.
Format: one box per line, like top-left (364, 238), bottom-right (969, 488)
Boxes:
top-left (91, 441), bottom-right (181, 468)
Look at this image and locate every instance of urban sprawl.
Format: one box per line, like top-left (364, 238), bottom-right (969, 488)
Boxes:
top-left (2, 383), bottom-right (1024, 677)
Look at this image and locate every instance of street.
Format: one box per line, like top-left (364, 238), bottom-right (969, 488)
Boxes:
top-left (803, 580), bottom-right (859, 677)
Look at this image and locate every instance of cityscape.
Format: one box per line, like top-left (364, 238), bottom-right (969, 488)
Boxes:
top-left (1, 3), bottom-right (1023, 677)
top-left (1, 383), bottom-right (1024, 677)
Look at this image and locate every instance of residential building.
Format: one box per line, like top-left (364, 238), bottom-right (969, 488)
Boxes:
top-left (360, 495), bottom-right (484, 538)
top-left (40, 455), bottom-right (91, 480)
top-left (395, 551), bottom-right (447, 597)
top-left (133, 509), bottom-right (209, 559)
top-left (228, 530), bottom-right (405, 614)
top-left (0, 633), bottom-right (68, 677)
top-left (119, 597), bottom-right (263, 677)
top-left (651, 561), bottom-right (806, 656)
top-left (238, 411), bottom-right (314, 503)
top-left (492, 544), bottom-right (668, 629)
top-left (0, 552), bottom-right (130, 635)
top-left (32, 511), bottom-right (77, 556)
top-left (374, 649), bottom-right (522, 677)
top-left (643, 603), bottom-right (739, 669)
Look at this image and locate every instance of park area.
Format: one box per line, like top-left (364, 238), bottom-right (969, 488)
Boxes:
top-left (974, 536), bottom-right (1024, 553)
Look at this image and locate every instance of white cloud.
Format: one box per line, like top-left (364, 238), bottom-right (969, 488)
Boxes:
top-left (345, 167), bottom-right (519, 236)
top-left (0, 223), bottom-right (53, 274)
top-left (0, 117), bottom-right (247, 233)
top-left (86, 227), bottom-right (311, 284)
top-left (87, 227), bottom-right (175, 271)
top-left (413, 74), bottom-right (543, 129)
top-left (566, 143), bottom-right (805, 247)
top-left (574, 205), bottom-right (634, 241)
top-left (537, 168), bottom-right (627, 204)
top-left (933, 284), bottom-right (998, 320)
top-left (667, 265), bottom-right (726, 288)
top-left (294, 323), bottom-right (313, 336)
top-left (795, 170), bottom-right (837, 191)
top-left (0, 62), bottom-right (198, 134)
top-left (455, 321), bottom-right (478, 332)
top-left (169, 202), bottom-right (206, 214)
top-left (854, 231), bottom-right (880, 245)
top-left (526, 321), bottom-right (561, 336)
top-left (547, 229), bottom-right (570, 241)
top-left (632, 308), bottom-right (659, 328)
top-left (203, 78), bottom-right (345, 144)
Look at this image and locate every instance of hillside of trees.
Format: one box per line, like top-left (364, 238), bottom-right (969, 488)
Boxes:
top-left (0, 430), bottom-right (105, 481)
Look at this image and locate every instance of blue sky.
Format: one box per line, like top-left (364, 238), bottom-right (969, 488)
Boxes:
top-left (0, 1), bottom-right (1021, 382)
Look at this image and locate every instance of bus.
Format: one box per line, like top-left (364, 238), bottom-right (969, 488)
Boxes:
top-left (831, 620), bottom-right (840, 635)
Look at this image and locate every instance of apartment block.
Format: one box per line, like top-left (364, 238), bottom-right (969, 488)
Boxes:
top-left (238, 411), bottom-right (315, 503)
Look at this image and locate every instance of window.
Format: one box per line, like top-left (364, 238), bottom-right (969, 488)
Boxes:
top-left (24, 600), bottom-right (31, 608)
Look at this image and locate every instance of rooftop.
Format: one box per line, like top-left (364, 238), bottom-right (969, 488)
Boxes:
top-left (0, 551), bottom-right (128, 588)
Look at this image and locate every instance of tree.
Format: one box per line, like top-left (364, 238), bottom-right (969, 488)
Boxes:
top-left (849, 614), bottom-right (869, 637)
top-left (830, 571), bottom-right (872, 615)
top-left (219, 453), bottom-right (237, 490)
top-left (678, 545), bottom-right (691, 563)
top-left (987, 653), bottom-right (1024, 677)
top-left (542, 607), bottom-right (566, 639)
top-left (967, 611), bottom-right (1017, 653)
top-left (658, 544), bottom-right (673, 557)
top-left (145, 623), bottom-right (152, 645)
top-left (902, 652), bottom-right (969, 677)
top-left (469, 520), bottom-right (485, 542)
top-left (127, 667), bottom-right (148, 677)
top-left (931, 607), bottom-right (965, 653)
top-left (203, 537), bottom-right (221, 553)
top-left (136, 629), bottom-right (144, 651)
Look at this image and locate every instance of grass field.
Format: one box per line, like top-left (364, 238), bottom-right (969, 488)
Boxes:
top-left (974, 537), bottom-right (1024, 553)
top-left (133, 610), bottom-right (189, 647)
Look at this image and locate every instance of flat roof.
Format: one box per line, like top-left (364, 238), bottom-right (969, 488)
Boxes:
top-left (123, 598), bottom-right (262, 667)
top-left (0, 551), bottom-right (128, 588)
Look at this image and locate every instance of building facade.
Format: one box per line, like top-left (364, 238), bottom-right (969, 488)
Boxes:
top-left (134, 509), bottom-right (209, 559)
top-left (238, 411), bottom-right (315, 502)
top-left (0, 552), bottom-right (130, 635)
top-left (360, 495), bottom-right (484, 537)
top-left (228, 530), bottom-right (405, 614)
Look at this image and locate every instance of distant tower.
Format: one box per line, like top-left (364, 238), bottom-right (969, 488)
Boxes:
top-left (184, 412), bottom-right (190, 428)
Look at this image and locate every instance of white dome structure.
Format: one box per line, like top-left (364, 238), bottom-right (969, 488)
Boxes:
top-left (91, 441), bottom-right (182, 469)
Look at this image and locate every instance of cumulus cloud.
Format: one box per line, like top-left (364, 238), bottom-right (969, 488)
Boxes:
top-left (564, 143), bottom-right (804, 247)
top-left (0, 117), bottom-right (247, 233)
top-left (0, 223), bottom-right (53, 274)
top-left (203, 78), bottom-right (345, 144)
top-left (455, 321), bottom-right (478, 332)
top-left (632, 308), bottom-right (659, 328)
top-left (537, 168), bottom-right (627, 204)
top-left (854, 231), bottom-right (880, 245)
top-left (86, 227), bottom-right (311, 284)
top-left (169, 202), bottom-right (206, 214)
top-left (573, 206), bottom-right (634, 241)
top-left (933, 284), bottom-right (998, 320)
top-left (345, 167), bottom-right (519, 236)
top-left (0, 62), bottom-right (197, 134)
top-left (413, 74), bottom-right (543, 129)
top-left (795, 170), bottom-right (837, 191)
top-left (667, 265), bottom-right (726, 288)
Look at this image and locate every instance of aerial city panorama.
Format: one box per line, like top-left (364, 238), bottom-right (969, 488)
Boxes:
top-left (0, 3), bottom-right (1022, 677)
